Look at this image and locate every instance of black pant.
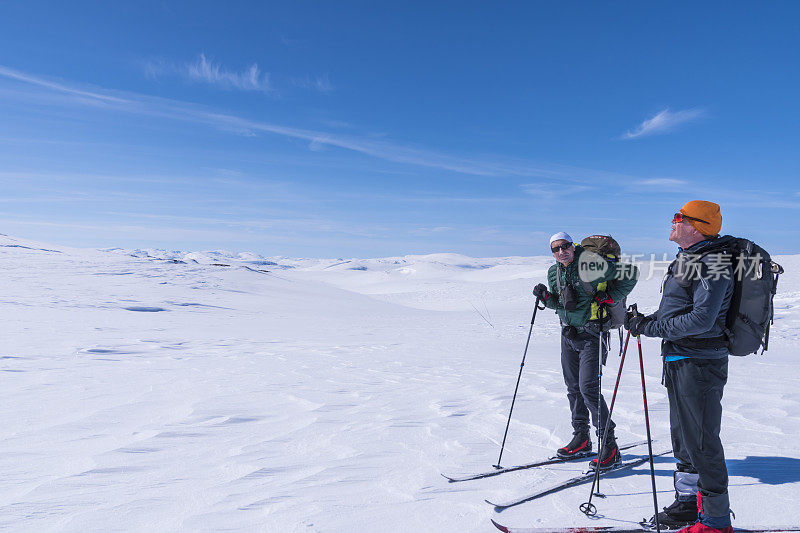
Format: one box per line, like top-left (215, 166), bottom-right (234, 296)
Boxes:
top-left (561, 330), bottom-right (614, 436)
top-left (665, 357), bottom-right (730, 518)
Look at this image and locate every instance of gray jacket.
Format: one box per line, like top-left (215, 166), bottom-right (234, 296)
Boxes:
top-left (642, 237), bottom-right (734, 359)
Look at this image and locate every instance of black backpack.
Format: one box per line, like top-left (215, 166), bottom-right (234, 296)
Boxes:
top-left (674, 236), bottom-right (783, 356)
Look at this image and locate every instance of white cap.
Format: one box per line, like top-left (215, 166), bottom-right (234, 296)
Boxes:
top-left (549, 231), bottom-right (573, 245)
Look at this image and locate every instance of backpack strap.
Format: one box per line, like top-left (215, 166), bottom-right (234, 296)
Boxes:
top-left (555, 264), bottom-right (565, 293)
top-left (670, 335), bottom-right (728, 349)
top-left (578, 279), bottom-right (595, 297)
top-left (763, 261), bottom-right (784, 353)
top-left (554, 264), bottom-right (565, 328)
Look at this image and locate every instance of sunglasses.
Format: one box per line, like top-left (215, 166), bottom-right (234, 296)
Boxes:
top-left (551, 243), bottom-right (573, 253)
top-left (672, 212), bottom-right (709, 225)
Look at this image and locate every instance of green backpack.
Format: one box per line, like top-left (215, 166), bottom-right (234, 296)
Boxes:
top-left (578, 235), bottom-right (626, 331)
top-left (581, 235), bottom-right (622, 260)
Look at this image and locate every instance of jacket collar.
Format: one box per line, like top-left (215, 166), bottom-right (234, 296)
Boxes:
top-left (679, 237), bottom-right (719, 254)
top-left (678, 234), bottom-right (734, 255)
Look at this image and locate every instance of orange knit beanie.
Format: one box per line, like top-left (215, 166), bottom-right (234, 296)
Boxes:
top-left (680, 200), bottom-right (722, 236)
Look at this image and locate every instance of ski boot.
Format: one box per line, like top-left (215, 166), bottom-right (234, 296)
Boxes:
top-left (640, 498), bottom-right (698, 530)
top-left (556, 433), bottom-right (592, 459)
top-left (589, 434), bottom-right (621, 471)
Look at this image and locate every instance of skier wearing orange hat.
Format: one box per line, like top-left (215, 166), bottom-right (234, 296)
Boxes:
top-left (626, 200), bottom-right (734, 532)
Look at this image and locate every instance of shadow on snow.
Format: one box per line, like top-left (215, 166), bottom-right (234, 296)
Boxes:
top-left (727, 456), bottom-right (800, 485)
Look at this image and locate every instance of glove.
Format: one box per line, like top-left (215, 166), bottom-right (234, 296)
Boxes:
top-left (624, 312), bottom-right (652, 337)
top-left (533, 283), bottom-right (550, 301)
top-left (562, 325), bottom-right (578, 339)
top-left (593, 291), bottom-right (614, 305)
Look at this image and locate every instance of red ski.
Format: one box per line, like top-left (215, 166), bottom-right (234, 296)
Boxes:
top-left (491, 520), bottom-right (800, 533)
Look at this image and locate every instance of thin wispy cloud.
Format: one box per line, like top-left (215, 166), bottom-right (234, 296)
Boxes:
top-left (0, 65), bottom-right (130, 105)
top-left (145, 54), bottom-right (271, 92)
top-left (412, 226), bottom-right (453, 235)
top-left (1, 65), bottom-right (650, 186)
top-left (634, 178), bottom-right (689, 189)
top-left (521, 182), bottom-right (592, 199)
top-left (622, 108), bottom-right (705, 139)
top-left (291, 73), bottom-right (333, 93)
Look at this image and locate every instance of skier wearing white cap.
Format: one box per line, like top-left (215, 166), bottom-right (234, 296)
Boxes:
top-left (533, 232), bottom-right (638, 469)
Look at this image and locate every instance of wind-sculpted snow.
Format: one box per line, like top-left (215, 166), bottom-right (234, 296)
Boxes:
top-left (1, 236), bottom-right (799, 531)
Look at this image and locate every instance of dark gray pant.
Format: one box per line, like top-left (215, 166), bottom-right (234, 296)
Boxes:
top-left (561, 330), bottom-right (615, 436)
top-left (665, 357), bottom-right (730, 518)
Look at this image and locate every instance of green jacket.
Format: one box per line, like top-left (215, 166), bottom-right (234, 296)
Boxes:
top-left (543, 245), bottom-right (639, 327)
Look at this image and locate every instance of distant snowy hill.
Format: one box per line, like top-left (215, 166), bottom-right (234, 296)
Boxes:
top-left (1, 233), bottom-right (799, 532)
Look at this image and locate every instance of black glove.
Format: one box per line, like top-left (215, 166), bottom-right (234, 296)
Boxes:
top-left (593, 290), bottom-right (614, 305)
top-left (533, 283), bottom-right (550, 301)
top-left (624, 312), bottom-right (652, 337)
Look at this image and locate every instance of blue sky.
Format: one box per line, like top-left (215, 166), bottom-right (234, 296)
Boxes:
top-left (1, 1), bottom-right (798, 257)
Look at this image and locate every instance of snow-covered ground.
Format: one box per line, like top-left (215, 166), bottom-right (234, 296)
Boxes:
top-left (1, 233), bottom-right (799, 532)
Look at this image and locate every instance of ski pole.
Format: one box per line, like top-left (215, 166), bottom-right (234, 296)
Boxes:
top-left (579, 329), bottom-right (631, 516)
top-left (636, 329), bottom-right (661, 533)
top-left (594, 304), bottom-right (606, 495)
top-left (494, 297), bottom-right (546, 469)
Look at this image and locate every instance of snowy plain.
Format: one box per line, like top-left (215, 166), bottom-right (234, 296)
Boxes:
top-left (1, 233), bottom-right (799, 532)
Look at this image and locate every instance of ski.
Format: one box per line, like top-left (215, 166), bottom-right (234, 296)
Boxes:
top-left (442, 440), bottom-right (648, 482)
top-left (485, 450), bottom-right (672, 510)
top-left (490, 520), bottom-right (800, 533)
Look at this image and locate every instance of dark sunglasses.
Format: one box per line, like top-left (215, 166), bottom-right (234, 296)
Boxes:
top-left (551, 242), bottom-right (573, 253)
top-left (672, 212), bottom-right (709, 225)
